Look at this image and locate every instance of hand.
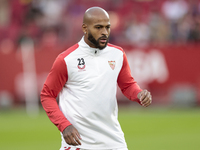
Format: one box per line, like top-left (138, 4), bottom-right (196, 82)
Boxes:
top-left (137, 90), bottom-right (152, 107)
top-left (62, 125), bottom-right (82, 146)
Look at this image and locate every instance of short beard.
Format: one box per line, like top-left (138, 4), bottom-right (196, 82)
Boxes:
top-left (88, 32), bottom-right (108, 50)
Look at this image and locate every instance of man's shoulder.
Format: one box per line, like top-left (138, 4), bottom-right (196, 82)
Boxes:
top-left (107, 43), bottom-right (124, 52)
top-left (59, 43), bottom-right (79, 58)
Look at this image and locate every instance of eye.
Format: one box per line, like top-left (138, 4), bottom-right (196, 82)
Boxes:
top-left (106, 26), bottom-right (110, 29)
top-left (96, 26), bottom-right (101, 29)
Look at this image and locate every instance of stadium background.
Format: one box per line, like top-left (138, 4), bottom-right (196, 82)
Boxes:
top-left (0, 0), bottom-right (200, 150)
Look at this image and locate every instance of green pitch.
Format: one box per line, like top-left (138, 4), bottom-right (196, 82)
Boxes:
top-left (0, 107), bottom-right (200, 150)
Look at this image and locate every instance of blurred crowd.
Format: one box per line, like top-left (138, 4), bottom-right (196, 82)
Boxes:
top-left (0, 0), bottom-right (200, 52)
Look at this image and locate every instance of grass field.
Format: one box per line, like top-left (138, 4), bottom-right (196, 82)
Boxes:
top-left (0, 106), bottom-right (200, 150)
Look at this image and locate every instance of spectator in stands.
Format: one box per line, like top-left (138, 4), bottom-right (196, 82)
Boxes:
top-left (148, 10), bottom-right (170, 44)
top-left (162, 0), bottom-right (189, 41)
top-left (188, 14), bottom-right (200, 42)
top-left (0, 0), bottom-right (200, 48)
top-left (125, 17), bottom-right (150, 47)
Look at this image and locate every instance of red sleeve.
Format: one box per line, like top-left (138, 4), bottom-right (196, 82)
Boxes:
top-left (40, 54), bottom-right (71, 132)
top-left (117, 52), bottom-right (143, 104)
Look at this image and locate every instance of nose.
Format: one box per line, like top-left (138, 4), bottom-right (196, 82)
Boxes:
top-left (102, 27), bottom-right (109, 36)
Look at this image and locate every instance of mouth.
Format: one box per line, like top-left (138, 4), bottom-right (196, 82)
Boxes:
top-left (99, 38), bottom-right (107, 43)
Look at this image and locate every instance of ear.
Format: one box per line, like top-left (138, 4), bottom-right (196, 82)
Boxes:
top-left (82, 23), bottom-right (87, 34)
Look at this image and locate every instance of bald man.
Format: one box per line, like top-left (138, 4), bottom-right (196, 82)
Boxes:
top-left (41, 7), bottom-right (152, 150)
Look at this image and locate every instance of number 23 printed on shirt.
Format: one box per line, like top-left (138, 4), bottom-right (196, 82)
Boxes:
top-left (77, 58), bottom-right (85, 70)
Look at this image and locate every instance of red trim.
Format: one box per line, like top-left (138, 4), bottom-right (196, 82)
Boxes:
top-left (107, 43), bottom-right (124, 52)
top-left (60, 43), bottom-right (79, 58)
top-left (117, 52), bottom-right (142, 102)
top-left (108, 43), bottom-right (142, 101)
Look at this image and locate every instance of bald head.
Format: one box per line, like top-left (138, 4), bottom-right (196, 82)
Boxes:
top-left (82, 7), bottom-right (111, 50)
top-left (83, 7), bottom-right (110, 25)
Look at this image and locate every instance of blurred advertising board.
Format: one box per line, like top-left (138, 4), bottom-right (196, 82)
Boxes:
top-left (0, 44), bottom-right (200, 106)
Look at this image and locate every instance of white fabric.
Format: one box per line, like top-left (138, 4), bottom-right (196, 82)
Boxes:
top-left (59, 146), bottom-right (128, 150)
top-left (59, 37), bottom-right (127, 149)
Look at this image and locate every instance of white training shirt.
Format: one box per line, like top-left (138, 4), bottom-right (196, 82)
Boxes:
top-left (41, 37), bottom-right (142, 149)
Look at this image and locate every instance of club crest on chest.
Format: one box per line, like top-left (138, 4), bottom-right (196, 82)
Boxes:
top-left (108, 61), bottom-right (115, 70)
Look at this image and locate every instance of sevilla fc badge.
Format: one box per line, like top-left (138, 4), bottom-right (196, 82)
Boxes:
top-left (108, 61), bottom-right (115, 70)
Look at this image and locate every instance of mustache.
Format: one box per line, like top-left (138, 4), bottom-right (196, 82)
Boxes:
top-left (99, 35), bottom-right (108, 40)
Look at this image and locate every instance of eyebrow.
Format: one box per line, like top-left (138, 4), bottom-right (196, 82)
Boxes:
top-left (94, 24), bottom-right (111, 27)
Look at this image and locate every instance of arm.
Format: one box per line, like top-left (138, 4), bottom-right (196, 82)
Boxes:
top-left (117, 52), bottom-right (152, 107)
top-left (40, 54), bottom-right (71, 132)
top-left (41, 54), bottom-right (82, 145)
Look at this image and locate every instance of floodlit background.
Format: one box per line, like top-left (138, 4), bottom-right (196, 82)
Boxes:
top-left (0, 0), bottom-right (200, 150)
